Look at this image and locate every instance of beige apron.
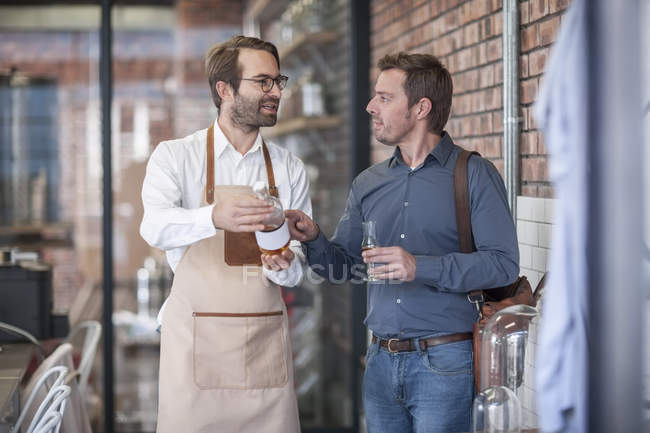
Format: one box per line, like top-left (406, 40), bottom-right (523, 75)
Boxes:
top-left (156, 130), bottom-right (300, 433)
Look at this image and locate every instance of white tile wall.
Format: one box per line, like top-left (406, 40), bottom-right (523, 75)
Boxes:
top-left (538, 223), bottom-right (553, 249)
top-left (532, 246), bottom-right (549, 273)
top-left (543, 198), bottom-right (555, 224)
top-left (517, 220), bottom-right (539, 246)
top-left (519, 244), bottom-right (533, 269)
top-left (514, 195), bottom-right (556, 428)
top-left (516, 196), bottom-right (534, 220)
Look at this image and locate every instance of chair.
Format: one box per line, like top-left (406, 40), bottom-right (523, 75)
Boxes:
top-left (31, 411), bottom-right (62, 433)
top-left (62, 321), bottom-right (101, 397)
top-left (11, 366), bottom-right (69, 433)
top-left (21, 344), bottom-right (92, 433)
top-left (0, 321), bottom-right (45, 361)
top-left (26, 384), bottom-right (70, 433)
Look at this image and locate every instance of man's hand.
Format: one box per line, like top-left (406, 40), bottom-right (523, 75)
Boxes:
top-left (285, 210), bottom-right (319, 242)
top-left (261, 248), bottom-right (295, 271)
top-left (211, 195), bottom-right (273, 232)
top-left (362, 246), bottom-right (416, 282)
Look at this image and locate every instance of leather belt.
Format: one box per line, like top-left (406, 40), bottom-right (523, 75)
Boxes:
top-left (372, 332), bottom-right (473, 353)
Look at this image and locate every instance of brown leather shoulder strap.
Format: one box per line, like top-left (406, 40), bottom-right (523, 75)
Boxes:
top-left (454, 149), bottom-right (479, 254)
top-left (205, 125), bottom-right (278, 203)
top-left (206, 123), bottom-right (215, 204)
top-left (454, 149), bottom-right (483, 304)
top-left (262, 140), bottom-right (278, 198)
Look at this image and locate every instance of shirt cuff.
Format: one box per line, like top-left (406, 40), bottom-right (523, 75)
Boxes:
top-left (414, 255), bottom-right (442, 285)
top-left (303, 231), bottom-right (329, 255)
top-left (194, 203), bottom-right (218, 235)
top-left (263, 253), bottom-right (303, 287)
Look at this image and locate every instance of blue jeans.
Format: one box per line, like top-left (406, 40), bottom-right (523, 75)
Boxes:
top-left (362, 334), bottom-right (474, 433)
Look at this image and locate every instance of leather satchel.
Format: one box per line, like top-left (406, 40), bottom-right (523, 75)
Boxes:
top-left (453, 150), bottom-right (539, 391)
top-left (205, 124), bottom-right (279, 266)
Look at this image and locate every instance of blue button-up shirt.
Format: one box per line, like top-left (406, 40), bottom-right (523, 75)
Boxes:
top-left (303, 132), bottom-right (519, 338)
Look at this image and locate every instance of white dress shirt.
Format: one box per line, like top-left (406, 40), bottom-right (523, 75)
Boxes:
top-left (140, 119), bottom-right (312, 323)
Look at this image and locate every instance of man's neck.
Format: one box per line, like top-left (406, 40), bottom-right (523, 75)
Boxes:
top-left (398, 132), bottom-right (442, 168)
top-left (217, 115), bottom-right (259, 156)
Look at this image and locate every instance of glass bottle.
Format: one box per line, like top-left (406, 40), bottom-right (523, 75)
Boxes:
top-left (252, 181), bottom-right (290, 255)
top-left (301, 70), bottom-right (325, 117)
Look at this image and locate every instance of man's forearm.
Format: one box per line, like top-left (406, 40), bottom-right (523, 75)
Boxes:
top-left (140, 204), bottom-right (217, 251)
top-left (415, 250), bottom-right (519, 292)
top-left (303, 232), bottom-right (362, 282)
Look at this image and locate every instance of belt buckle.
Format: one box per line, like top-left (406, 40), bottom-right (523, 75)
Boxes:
top-left (387, 338), bottom-right (399, 353)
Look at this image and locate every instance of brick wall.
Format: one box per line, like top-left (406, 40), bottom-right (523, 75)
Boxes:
top-left (177, 0), bottom-right (243, 28)
top-left (519, 0), bottom-right (567, 197)
top-left (369, 0), bottom-right (569, 198)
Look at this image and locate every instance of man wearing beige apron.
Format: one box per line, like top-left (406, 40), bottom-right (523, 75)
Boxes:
top-left (140, 36), bottom-right (310, 433)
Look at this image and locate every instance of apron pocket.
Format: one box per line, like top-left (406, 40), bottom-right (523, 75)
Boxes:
top-left (192, 311), bottom-right (288, 389)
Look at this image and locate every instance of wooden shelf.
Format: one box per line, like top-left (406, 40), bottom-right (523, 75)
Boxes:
top-left (262, 115), bottom-right (341, 138)
top-left (0, 223), bottom-right (73, 247)
top-left (0, 223), bottom-right (71, 237)
top-left (278, 31), bottom-right (339, 61)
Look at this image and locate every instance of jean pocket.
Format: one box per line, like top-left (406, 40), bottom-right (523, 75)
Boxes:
top-left (364, 341), bottom-right (379, 366)
top-left (192, 311), bottom-right (288, 389)
top-left (421, 340), bottom-right (473, 375)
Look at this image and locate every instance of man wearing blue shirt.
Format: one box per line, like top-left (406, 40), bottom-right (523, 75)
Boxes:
top-left (286, 52), bottom-right (519, 433)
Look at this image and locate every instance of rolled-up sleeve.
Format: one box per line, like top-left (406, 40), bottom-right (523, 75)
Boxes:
top-left (140, 141), bottom-right (217, 251)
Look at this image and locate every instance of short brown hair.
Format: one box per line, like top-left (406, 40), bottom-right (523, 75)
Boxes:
top-left (378, 52), bottom-right (453, 134)
top-left (205, 35), bottom-right (280, 109)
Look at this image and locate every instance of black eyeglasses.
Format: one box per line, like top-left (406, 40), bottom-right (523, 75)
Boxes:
top-left (238, 75), bottom-right (288, 92)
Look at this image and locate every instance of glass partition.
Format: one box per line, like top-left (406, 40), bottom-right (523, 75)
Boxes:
top-left (0, 3), bottom-right (103, 429)
top-left (0, 2), bottom-right (363, 432)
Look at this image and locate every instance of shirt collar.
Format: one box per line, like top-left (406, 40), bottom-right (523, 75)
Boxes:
top-left (388, 131), bottom-right (454, 169)
top-left (212, 118), bottom-right (263, 159)
top-left (431, 131), bottom-right (454, 166)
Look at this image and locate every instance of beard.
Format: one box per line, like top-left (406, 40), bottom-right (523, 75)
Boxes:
top-left (373, 110), bottom-right (412, 146)
top-left (230, 91), bottom-right (279, 131)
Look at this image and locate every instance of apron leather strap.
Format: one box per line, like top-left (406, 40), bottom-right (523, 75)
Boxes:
top-left (262, 142), bottom-right (278, 198)
top-left (205, 123), bottom-right (278, 203)
top-left (206, 124), bottom-right (215, 204)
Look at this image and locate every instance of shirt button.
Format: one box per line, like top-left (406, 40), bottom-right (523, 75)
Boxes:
top-left (408, 172), bottom-right (414, 177)
top-left (396, 299), bottom-right (401, 304)
top-left (404, 201), bottom-right (409, 207)
top-left (400, 233), bottom-right (405, 239)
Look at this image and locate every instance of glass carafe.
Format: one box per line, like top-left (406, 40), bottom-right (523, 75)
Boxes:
top-left (472, 385), bottom-right (522, 433)
top-left (473, 304), bottom-right (539, 432)
top-left (479, 304), bottom-right (539, 392)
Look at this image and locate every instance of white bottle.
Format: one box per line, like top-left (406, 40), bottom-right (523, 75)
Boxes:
top-left (252, 181), bottom-right (290, 255)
